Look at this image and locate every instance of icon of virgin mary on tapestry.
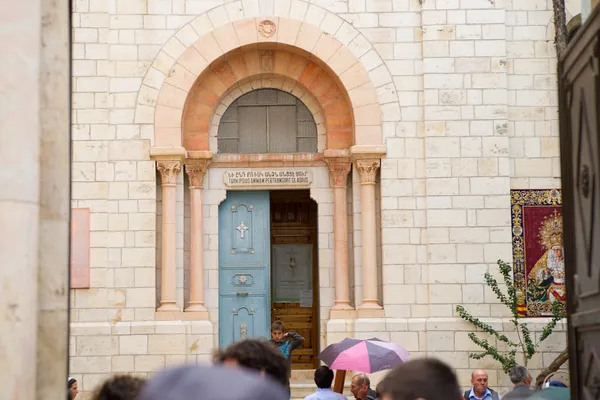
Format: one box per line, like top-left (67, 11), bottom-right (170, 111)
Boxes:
top-left (511, 189), bottom-right (566, 317)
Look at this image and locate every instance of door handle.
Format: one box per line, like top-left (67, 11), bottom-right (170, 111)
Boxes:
top-left (236, 291), bottom-right (249, 296)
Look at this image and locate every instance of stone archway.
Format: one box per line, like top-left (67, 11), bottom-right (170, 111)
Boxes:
top-left (143, 16), bottom-right (384, 150)
top-left (148, 13), bottom-right (388, 322)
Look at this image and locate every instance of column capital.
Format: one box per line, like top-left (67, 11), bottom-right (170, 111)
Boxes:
top-left (355, 159), bottom-right (380, 184)
top-left (325, 158), bottom-right (351, 188)
top-left (185, 161), bottom-right (210, 188)
top-left (157, 160), bottom-right (182, 186)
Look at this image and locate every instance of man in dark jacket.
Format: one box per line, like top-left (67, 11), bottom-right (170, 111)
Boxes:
top-left (503, 366), bottom-right (535, 400)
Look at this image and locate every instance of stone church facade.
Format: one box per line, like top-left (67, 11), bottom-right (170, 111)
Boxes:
top-left (69, 0), bottom-right (576, 395)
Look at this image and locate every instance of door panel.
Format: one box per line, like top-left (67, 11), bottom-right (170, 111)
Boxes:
top-left (219, 191), bottom-right (271, 347)
top-left (558, 9), bottom-right (600, 399)
top-left (270, 190), bottom-right (319, 370)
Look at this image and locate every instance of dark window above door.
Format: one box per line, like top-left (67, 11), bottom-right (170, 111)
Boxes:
top-left (217, 89), bottom-right (318, 154)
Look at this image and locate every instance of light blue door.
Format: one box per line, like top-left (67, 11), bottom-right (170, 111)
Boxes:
top-left (219, 191), bottom-right (271, 347)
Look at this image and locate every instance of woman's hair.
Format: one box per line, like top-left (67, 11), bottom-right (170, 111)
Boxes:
top-left (214, 339), bottom-right (289, 387)
top-left (92, 375), bottom-right (147, 400)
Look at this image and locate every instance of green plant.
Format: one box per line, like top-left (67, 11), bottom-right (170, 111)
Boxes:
top-left (455, 259), bottom-right (565, 375)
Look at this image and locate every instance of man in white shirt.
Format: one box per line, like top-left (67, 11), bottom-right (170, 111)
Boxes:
top-left (304, 366), bottom-right (348, 400)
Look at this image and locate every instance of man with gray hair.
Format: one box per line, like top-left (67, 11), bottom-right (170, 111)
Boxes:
top-left (503, 366), bottom-right (535, 399)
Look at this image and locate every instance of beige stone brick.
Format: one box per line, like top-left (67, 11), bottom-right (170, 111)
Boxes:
top-left (148, 334), bottom-right (186, 354)
top-left (112, 355), bottom-right (134, 372)
top-left (429, 284), bottom-right (462, 303)
top-left (129, 213), bottom-right (156, 231)
top-left (76, 336), bottom-right (116, 356)
top-left (122, 248), bottom-right (155, 267)
top-left (384, 284), bottom-right (416, 304)
top-left (117, 0), bottom-right (146, 13)
top-left (72, 182), bottom-right (109, 200)
top-left (427, 331), bottom-right (455, 351)
top-left (80, 13), bottom-right (109, 28)
top-left (120, 335), bottom-right (148, 355)
top-left (114, 268), bottom-right (135, 287)
top-left (75, 289), bottom-right (108, 309)
top-left (425, 178), bottom-right (459, 196)
top-left (107, 141), bottom-right (149, 162)
top-left (427, 244), bottom-right (457, 264)
top-left (134, 268), bottom-right (155, 287)
top-left (114, 161), bottom-right (137, 181)
top-left (134, 355), bottom-right (165, 372)
top-left (70, 356), bottom-right (111, 373)
top-left (125, 288), bottom-right (155, 307)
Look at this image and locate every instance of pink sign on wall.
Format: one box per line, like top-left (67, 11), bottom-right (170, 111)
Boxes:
top-left (71, 208), bottom-right (90, 289)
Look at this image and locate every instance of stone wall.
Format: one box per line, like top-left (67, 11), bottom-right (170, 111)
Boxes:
top-left (70, 0), bottom-right (575, 396)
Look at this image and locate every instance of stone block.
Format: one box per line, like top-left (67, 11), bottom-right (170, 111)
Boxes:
top-left (112, 355), bottom-right (135, 372)
top-left (428, 264), bottom-right (465, 283)
top-left (70, 356), bottom-right (111, 373)
top-left (427, 331), bottom-right (455, 351)
top-left (429, 284), bottom-right (462, 303)
top-left (125, 288), bottom-right (155, 308)
top-left (120, 335), bottom-right (148, 355)
top-left (148, 334), bottom-right (186, 354)
top-left (427, 209), bottom-right (466, 227)
top-left (134, 355), bottom-right (165, 372)
top-left (129, 182), bottom-right (156, 200)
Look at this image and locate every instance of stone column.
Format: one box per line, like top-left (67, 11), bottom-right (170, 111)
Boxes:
top-left (157, 161), bottom-right (182, 311)
top-left (327, 159), bottom-right (354, 318)
top-left (1, 0), bottom-right (70, 398)
top-left (185, 161), bottom-right (209, 318)
top-left (355, 159), bottom-right (383, 316)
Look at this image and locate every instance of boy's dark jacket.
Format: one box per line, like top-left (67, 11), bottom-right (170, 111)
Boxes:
top-left (269, 332), bottom-right (305, 377)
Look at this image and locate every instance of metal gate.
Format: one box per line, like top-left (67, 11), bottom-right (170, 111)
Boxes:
top-left (558, 6), bottom-right (600, 398)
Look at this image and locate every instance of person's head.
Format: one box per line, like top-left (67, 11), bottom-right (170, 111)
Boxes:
top-left (138, 364), bottom-right (289, 400)
top-left (378, 358), bottom-right (462, 400)
top-left (508, 366), bottom-right (531, 387)
top-left (92, 375), bottom-right (146, 400)
top-left (271, 320), bottom-right (285, 342)
top-left (350, 374), bottom-right (370, 399)
top-left (68, 378), bottom-right (78, 399)
top-left (471, 370), bottom-right (489, 396)
top-left (214, 339), bottom-right (289, 387)
top-left (314, 366), bottom-right (335, 389)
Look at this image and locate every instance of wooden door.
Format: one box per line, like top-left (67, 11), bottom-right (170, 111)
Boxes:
top-left (558, 7), bottom-right (600, 398)
top-left (270, 190), bottom-right (319, 369)
top-left (218, 191), bottom-right (271, 347)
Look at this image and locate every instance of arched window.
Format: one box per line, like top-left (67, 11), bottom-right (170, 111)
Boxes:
top-left (217, 89), bottom-right (318, 154)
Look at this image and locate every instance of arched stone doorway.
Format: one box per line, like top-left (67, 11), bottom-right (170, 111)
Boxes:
top-left (148, 16), bottom-right (388, 356)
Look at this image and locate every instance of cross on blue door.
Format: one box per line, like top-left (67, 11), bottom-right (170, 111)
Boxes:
top-left (218, 191), bottom-right (271, 347)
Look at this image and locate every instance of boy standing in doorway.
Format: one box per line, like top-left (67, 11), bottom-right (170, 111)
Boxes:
top-left (269, 320), bottom-right (305, 394)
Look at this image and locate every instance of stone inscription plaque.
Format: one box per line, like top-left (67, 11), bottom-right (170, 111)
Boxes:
top-left (224, 169), bottom-right (313, 187)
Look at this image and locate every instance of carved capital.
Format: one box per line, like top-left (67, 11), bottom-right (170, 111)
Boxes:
top-left (157, 161), bottom-right (181, 186)
top-left (185, 161), bottom-right (209, 188)
top-left (355, 159), bottom-right (380, 184)
top-left (326, 159), bottom-right (351, 188)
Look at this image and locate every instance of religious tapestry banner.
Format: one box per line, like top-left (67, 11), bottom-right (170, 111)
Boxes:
top-left (511, 189), bottom-right (565, 317)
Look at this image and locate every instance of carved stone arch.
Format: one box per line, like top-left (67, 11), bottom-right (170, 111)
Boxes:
top-left (140, 15), bottom-right (386, 152)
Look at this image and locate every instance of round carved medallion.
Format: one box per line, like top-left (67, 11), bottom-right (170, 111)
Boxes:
top-left (258, 19), bottom-right (277, 38)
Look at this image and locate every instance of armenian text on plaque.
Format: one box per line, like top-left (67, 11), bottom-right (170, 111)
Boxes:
top-left (223, 169), bottom-right (313, 187)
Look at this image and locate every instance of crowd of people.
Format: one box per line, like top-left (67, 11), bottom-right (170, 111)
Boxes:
top-left (67, 321), bottom-right (568, 400)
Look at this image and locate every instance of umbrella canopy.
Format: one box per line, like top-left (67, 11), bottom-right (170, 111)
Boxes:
top-left (318, 337), bottom-right (410, 373)
top-left (528, 387), bottom-right (570, 400)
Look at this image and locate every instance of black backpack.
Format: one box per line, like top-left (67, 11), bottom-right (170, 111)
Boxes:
top-left (463, 389), bottom-right (499, 400)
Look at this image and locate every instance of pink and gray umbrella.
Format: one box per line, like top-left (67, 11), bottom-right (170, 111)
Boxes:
top-left (318, 337), bottom-right (410, 373)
